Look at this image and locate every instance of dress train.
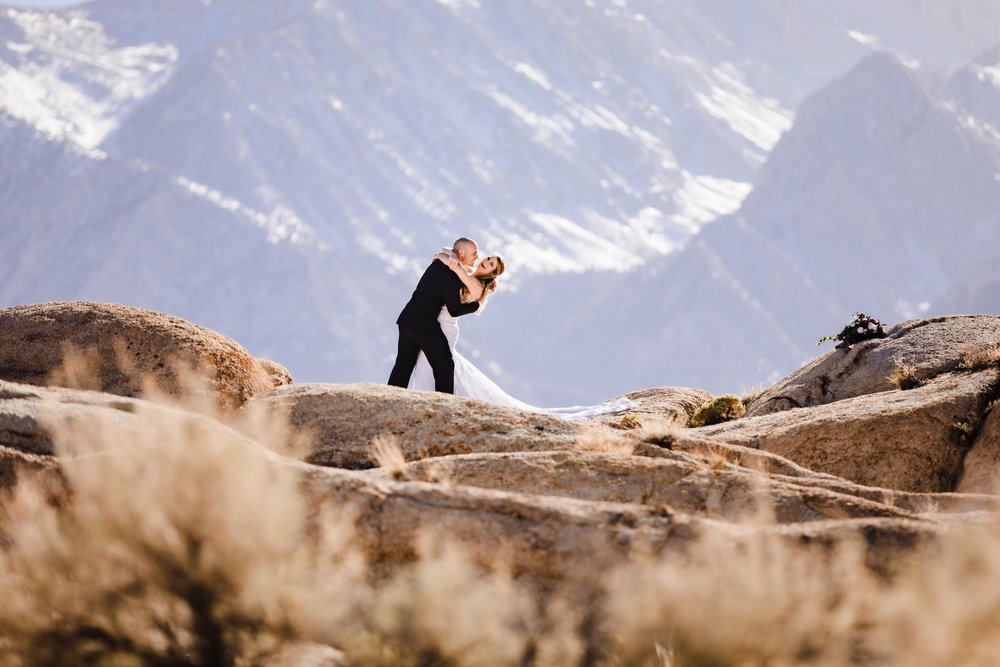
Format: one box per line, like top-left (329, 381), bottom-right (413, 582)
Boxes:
top-left (408, 308), bottom-right (636, 420)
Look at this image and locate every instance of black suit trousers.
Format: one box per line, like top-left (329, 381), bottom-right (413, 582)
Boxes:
top-left (387, 321), bottom-right (455, 394)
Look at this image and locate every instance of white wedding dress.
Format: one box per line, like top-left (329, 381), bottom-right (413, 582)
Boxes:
top-left (408, 307), bottom-right (637, 420)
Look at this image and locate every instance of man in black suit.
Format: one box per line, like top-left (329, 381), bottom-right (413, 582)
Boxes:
top-left (387, 238), bottom-right (480, 393)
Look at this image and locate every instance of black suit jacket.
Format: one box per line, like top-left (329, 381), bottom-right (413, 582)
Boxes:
top-left (396, 260), bottom-right (479, 327)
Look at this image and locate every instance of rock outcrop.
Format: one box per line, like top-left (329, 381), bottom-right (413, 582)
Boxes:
top-left (2, 303), bottom-right (998, 600)
top-left (0, 380), bottom-right (143, 457)
top-left (245, 383), bottom-right (595, 469)
top-left (258, 358), bottom-right (294, 387)
top-left (699, 371), bottom-right (999, 493)
top-left (0, 380), bottom-right (145, 491)
top-left (362, 449), bottom-right (924, 523)
top-left (298, 460), bottom-right (942, 584)
top-left (0, 379), bottom-right (277, 494)
top-left (591, 386), bottom-right (713, 429)
top-left (957, 402), bottom-right (1000, 494)
top-left (634, 430), bottom-right (1000, 517)
top-left (746, 315), bottom-right (1000, 417)
top-left (0, 302), bottom-right (274, 409)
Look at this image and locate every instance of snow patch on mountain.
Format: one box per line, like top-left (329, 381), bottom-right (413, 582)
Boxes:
top-left (0, 7), bottom-right (175, 147)
top-left (173, 175), bottom-right (326, 248)
top-left (694, 63), bottom-right (792, 151)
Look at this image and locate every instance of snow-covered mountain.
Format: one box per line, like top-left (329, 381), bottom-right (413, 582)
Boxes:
top-left (470, 51), bottom-right (1000, 400)
top-left (0, 110), bottom-right (394, 375)
top-left (738, 52), bottom-right (1000, 315)
top-left (2, 0), bottom-right (1000, 403)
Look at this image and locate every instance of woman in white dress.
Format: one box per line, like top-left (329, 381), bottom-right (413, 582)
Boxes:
top-left (408, 249), bottom-right (636, 420)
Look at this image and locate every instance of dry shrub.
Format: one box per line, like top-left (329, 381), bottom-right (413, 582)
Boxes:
top-left (0, 378), bottom-right (561, 666)
top-left (741, 384), bottom-right (767, 408)
top-left (958, 344), bottom-right (1000, 372)
top-left (605, 518), bottom-right (1000, 667)
top-left (890, 365), bottom-right (922, 390)
top-left (688, 395), bottom-right (745, 427)
top-left (0, 401), bottom-right (367, 667)
top-left (575, 429), bottom-right (635, 455)
top-left (606, 530), bottom-right (874, 666)
top-left (871, 525), bottom-right (1000, 666)
top-left (343, 539), bottom-right (536, 667)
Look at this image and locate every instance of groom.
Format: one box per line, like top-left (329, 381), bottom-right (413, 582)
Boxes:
top-left (387, 237), bottom-right (480, 393)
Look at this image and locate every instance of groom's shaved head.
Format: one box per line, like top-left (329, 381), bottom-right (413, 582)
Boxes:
top-left (453, 237), bottom-right (479, 267)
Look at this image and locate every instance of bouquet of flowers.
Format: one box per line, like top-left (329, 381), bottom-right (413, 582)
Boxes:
top-left (818, 312), bottom-right (887, 349)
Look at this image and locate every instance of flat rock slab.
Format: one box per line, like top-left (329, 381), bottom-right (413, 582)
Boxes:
top-left (747, 315), bottom-right (1000, 417)
top-left (297, 462), bottom-right (943, 584)
top-left (636, 439), bottom-right (1000, 520)
top-left (592, 386), bottom-right (713, 429)
top-left (638, 428), bottom-right (847, 480)
top-left (0, 380), bottom-right (142, 457)
top-left (699, 371), bottom-right (1000, 493)
top-left (0, 301), bottom-right (274, 409)
top-left (0, 379), bottom-right (274, 495)
top-left (0, 372), bottom-right (960, 589)
top-left (246, 383), bottom-right (596, 470)
top-left (363, 450), bottom-right (921, 524)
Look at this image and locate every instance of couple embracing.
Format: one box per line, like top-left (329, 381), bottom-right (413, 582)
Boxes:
top-left (388, 237), bottom-right (634, 420)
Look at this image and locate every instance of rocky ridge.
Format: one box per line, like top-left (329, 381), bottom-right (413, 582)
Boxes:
top-left (0, 303), bottom-right (997, 579)
top-left (3, 301), bottom-right (1000, 666)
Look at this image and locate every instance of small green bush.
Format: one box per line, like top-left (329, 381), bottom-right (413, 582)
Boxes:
top-left (950, 420), bottom-right (973, 446)
top-left (688, 395), bottom-right (745, 427)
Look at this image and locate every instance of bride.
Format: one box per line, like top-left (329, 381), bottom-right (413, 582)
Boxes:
top-left (408, 248), bottom-right (636, 420)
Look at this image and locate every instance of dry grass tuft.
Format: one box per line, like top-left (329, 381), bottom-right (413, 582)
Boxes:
top-left (741, 384), bottom-right (767, 408)
top-left (890, 364), bottom-right (922, 390)
top-left (416, 460), bottom-right (454, 486)
top-left (607, 530), bottom-right (876, 666)
top-left (958, 344), bottom-right (1000, 372)
top-left (607, 519), bottom-right (1000, 667)
top-left (46, 343), bottom-right (106, 393)
top-left (371, 435), bottom-right (408, 480)
top-left (344, 539), bottom-right (536, 667)
top-left (574, 430), bottom-right (635, 456)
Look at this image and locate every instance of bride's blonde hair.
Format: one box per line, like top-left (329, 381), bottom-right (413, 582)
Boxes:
top-left (463, 255), bottom-right (506, 304)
